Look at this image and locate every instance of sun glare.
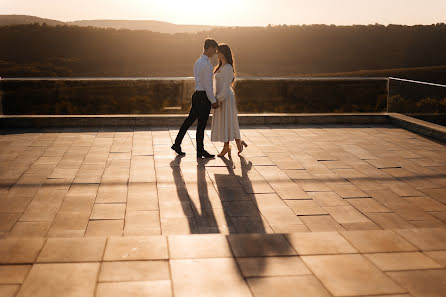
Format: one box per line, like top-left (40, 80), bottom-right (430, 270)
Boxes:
top-left (150, 0), bottom-right (243, 25)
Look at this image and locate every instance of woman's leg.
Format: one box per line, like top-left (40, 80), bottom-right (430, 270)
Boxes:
top-left (218, 141), bottom-right (231, 157)
top-left (235, 138), bottom-right (248, 155)
top-left (235, 139), bottom-right (242, 152)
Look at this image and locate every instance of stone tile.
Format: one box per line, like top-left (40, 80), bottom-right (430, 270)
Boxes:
top-left (308, 191), bottom-right (348, 207)
top-left (125, 210), bottom-right (160, 231)
top-left (347, 198), bottom-right (390, 213)
top-left (341, 222), bottom-right (382, 230)
top-left (385, 183), bottom-right (425, 197)
top-left (389, 201), bottom-right (438, 221)
top-left (286, 200), bottom-right (328, 215)
top-left (32, 187), bottom-right (67, 204)
top-left (395, 228), bottom-right (446, 251)
top-left (96, 184), bottom-right (127, 203)
top-left (302, 254), bottom-right (406, 296)
top-left (408, 218), bottom-right (446, 228)
top-left (387, 269), bottom-right (446, 297)
top-left (170, 258), bottom-right (252, 297)
top-left (104, 236), bottom-right (168, 261)
top-left (192, 208), bottom-right (232, 228)
top-left (250, 193), bottom-right (287, 209)
top-left (270, 181), bottom-right (310, 199)
top-left (66, 183), bottom-right (98, 197)
top-left (0, 285), bottom-right (20, 297)
top-left (160, 202), bottom-right (194, 218)
top-left (96, 281), bottom-right (172, 297)
top-left (270, 224), bottom-right (310, 233)
top-left (99, 261), bottom-right (170, 282)
top-left (0, 265), bottom-right (31, 284)
top-left (157, 186), bottom-right (189, 203)
top-left (0, 238), bottom-right (45, 264)
top-left (8, 222), bottom-right (51, 237)
top-left (59, 195), bottom-right (95, 213)
top-left (259, 206), bottom-right (303, 226)
top-left (361, 295), bottom-right (411, 297)
top-left (286, 231), bottom-right (357, 255)
top-left (320, 160), bottom-right (350, 169)
top-left (230, 216), bottom-right (274, 233)
top-left (46, 211), bottom-right (90, 237)
top-left (128, 182), bottom-right (157, 197)
top-left (37, 237), bottom-right (106, 263)
top-left (19, 202), bottom-right (61, 222)
top-left (228, 234), bottom-right (296, 257)
top-left (85, 220), bottom-right (123, 237)
top-left (328, 183), bottom-right (369, 198)
top-left (299, 215), bottom-right (345, 231)
top-left (424, 251), bottom-right (446, 266)
top-left (247, 275), bottom-right (332, 297)
top-left (127, 195), bottom-right (159, 211)
top-left (405, 196), bottom-right (446, 211)
top-left (0, 214), bottom-right (21, 232)
top-left (90, 203), bottom-right (126, 220)
top-left (366, 212), bottom-right (414, 229)
top-left (48, 168), bottom-right (78, 179)
top-left (168, 234), bottom-right (232, 259)
top-left (236, 256), bottom-right (311, 277)
top-left (241, 178), bottom-right (277, 194)
top-left (340, 230), bottom-right (417, 253)
top-left (16, 263), bottom-right (99, 297)
top-left (0, 197), bottom-right (32, 213)
top-left (161, 218), bottom-right (199, 235)
top-left (324, 206), bottom-right (372, 224)
top-left (421, 188), bottom-right (446, 203)
top-left (430, 211), bottom-right (446, 223)
top-left (222, 201), bottom-right (261, 217)
top-left (367, 189), bottom-right (404, 205)
top-left (216, 187), bottom-right (250, 201)
top-left (365, 252), bottom-right (442, 271)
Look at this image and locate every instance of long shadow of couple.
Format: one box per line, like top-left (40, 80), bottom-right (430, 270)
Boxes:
top-left (169, 153), bottom-right (295, 275)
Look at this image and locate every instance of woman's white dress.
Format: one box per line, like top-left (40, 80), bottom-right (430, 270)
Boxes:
top-left (211, 64), bottom-right (241, 142)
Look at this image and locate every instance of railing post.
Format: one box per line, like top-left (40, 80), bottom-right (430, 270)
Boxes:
top-left (0, 77), bottom-right (3, 115)
top-left (386, 77), bottom-right (390, 113)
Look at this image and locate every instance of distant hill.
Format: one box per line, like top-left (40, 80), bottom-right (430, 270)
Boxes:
top-left (66, 20), bottom-right (216, 34)
top-left (0, 15), bottom-right (65, 26)
top-left (0, 15), bottom-right (217, 34)
top-left (1, 22), bottom-right (446, 83)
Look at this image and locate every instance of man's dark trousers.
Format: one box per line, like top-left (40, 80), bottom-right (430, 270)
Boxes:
top-left (174, 91), bottom-right (211, 152)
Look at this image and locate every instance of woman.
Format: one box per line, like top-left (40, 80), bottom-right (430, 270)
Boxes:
top-left (211, 44), bottom-right (247, 157)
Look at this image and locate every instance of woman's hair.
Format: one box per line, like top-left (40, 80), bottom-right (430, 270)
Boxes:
top-left (214, 44), bottom-right (236, 81)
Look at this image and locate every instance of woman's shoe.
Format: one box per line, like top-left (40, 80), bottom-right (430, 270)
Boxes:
top-left (218, 146), bottom-right (231, 158)
top-left (237, 141), bottom-right (248, 155)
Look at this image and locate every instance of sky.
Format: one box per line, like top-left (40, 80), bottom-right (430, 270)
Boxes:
top-left (1, 0), bottom-right (446, 27)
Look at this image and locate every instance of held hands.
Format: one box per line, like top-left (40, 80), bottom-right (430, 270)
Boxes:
top-left (212, 102), bottom-right (219, 109)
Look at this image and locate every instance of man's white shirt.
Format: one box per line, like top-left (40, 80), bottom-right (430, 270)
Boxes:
top-left (194, 54), bottom-right (217, 104)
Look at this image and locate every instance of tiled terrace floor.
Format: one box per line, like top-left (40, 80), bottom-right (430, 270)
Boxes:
top-left (0, 124), bottom-right (446, 297)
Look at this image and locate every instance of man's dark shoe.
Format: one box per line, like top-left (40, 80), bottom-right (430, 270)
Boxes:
top-left (171, 144), bottom-right (185, 155)
top-left (197, 150), bottom-right (215, 158)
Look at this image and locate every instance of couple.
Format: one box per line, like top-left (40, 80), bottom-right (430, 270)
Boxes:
top-left (171, 38), bottom-right (247, 158)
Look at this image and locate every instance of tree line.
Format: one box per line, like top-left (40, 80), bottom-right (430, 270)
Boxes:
top-left (1, 23), bottom-right (446, 82)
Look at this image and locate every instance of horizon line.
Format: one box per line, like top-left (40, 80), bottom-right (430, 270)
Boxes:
top-left (2, 14), bottom-right (445, 28)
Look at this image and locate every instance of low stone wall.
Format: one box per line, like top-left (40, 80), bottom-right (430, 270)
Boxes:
top-left (0, 78), bottom-right (388, 115)
top-left (389, 113), bottom-right (446, 143)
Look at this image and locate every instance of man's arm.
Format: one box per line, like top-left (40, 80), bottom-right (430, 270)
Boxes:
top-left (202, 63), bottom-right (217, 104)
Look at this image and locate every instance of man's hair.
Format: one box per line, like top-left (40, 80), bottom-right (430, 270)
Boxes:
top-left (204, 38), bottom-right (218, 50)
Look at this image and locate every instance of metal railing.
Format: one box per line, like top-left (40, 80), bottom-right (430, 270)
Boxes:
top-left (0, 76), bottom-right (444, 123)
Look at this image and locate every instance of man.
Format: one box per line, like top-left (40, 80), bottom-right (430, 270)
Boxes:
top-left (171, 38), bottom-right (220, 158)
